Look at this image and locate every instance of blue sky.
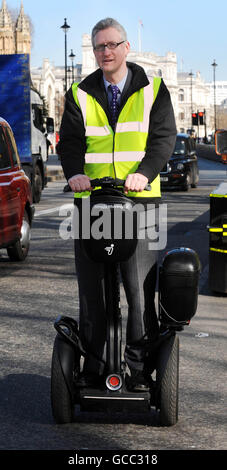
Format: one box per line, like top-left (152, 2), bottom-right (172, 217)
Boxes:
top-left (6, 0), bottom-right (227, 82)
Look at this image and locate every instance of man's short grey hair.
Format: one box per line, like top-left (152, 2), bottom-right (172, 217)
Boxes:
top-left (91, 18), bottom-right (127, 48)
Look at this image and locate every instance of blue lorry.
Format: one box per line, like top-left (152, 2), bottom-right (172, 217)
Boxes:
top-left (0, 53), bottom-right (53, 202)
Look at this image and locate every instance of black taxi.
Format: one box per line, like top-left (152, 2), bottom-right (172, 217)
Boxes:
top-left (160, 133), bottom-right (199, 191)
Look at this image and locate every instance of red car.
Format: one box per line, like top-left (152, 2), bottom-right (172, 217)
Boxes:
top-left (0, 118), bottom-right (34, 261)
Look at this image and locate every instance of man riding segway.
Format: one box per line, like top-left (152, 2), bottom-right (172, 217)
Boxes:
top-left (57, 17), bottom-right (177, 392)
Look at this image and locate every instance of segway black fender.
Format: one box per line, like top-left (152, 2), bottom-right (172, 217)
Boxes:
top-left (54, 334), bottom-right (77, 399)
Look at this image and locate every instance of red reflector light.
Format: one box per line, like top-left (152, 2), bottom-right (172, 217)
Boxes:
top-left (109, 376), bottom-right (120, 387)
top-left (106, 374), bottom-right (122, 390)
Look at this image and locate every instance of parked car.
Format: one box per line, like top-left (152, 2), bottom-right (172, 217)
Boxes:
top-left (0, 118), bottom-right (34, 261)
top-left (160, 133), bottom-right (199, 191)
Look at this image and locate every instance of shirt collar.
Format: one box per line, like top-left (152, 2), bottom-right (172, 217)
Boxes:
top-left (103, 68), bottom-right (128, 94)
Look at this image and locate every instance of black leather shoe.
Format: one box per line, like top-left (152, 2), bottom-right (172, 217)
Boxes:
top-left (127, 368), bottom-right (150, 392)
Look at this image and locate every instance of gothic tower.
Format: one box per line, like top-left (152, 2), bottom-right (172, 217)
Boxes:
top-left (15, 0), bottom-right (31, 54)
top-left (0, 0), bottom-right (14, 54)
top-left (0, 0), bottom-right (31, 55)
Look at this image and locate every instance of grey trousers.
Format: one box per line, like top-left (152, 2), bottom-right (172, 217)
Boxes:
top-left (74, 233), bottom-right (159, 375)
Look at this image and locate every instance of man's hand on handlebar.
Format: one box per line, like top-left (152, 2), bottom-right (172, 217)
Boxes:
top-left (68, 174), bottom-right (92, 192)
top-left (124, 173), bottom-right (149, 194)
top-left (67, 173), bottom-right (150, 193)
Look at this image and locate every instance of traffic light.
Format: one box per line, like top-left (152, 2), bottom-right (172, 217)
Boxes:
top-left (192, 113), bottom-right (198, 126)
top-left (198, 111), bottom-right (204, 125)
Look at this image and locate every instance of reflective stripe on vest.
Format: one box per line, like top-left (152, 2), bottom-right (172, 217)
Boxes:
top-left (72, 77), bottom-right (161, 198)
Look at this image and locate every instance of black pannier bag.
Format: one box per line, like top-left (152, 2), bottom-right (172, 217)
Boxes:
top-left (159, 247), bottom-right (201, 327)
top-left (80, 189), bottom-right (138, 264)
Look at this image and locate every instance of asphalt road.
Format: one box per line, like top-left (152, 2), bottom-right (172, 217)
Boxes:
top-left (0, 157), bottom-right (226, 453)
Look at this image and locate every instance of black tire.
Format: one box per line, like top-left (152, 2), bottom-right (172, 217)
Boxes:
top-left (33, 164), bottom-right (42, 203)
top-left (156, 333), bottom-right (179, 426)
top-left (7, 210), bottom-right (31, 261)
top-left (51, 336), bottom-right (75, 424)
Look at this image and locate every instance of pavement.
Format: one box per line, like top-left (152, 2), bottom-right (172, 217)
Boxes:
top-left (46, 145), bottom-right (225, 183)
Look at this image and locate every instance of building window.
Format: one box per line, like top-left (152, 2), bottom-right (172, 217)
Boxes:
top-left (179, 112), bottom-right (185, 121)
top-left (178, 89), bottom-right (184, 102)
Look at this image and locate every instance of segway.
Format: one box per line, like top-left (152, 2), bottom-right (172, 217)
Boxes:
top-left (51, 177), bottom-right (200, 426)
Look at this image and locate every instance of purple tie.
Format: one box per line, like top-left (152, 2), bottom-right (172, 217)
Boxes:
top-left (109, 85), bottom-right (119, 127)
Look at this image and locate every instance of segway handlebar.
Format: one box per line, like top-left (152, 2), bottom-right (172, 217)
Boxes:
top-left (63, 177), bottom-right (151, 193)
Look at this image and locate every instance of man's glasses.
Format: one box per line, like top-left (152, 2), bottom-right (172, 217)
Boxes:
top-left (93, 41), bottom-right (126, 52)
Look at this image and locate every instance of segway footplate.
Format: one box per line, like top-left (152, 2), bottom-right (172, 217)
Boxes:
top-left (79, 388), bottom-right (151, 412)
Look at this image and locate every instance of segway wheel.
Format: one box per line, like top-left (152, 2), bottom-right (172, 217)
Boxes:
top-left (51, 336), bottom-right (75, 424)
top-left (156, 333), bottom-right (179, 426)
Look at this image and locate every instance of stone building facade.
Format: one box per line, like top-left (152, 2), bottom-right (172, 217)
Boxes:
top-left (32, 34), bottom-right (222, 137)
top-left (177, 72), bottom-right (211, 136)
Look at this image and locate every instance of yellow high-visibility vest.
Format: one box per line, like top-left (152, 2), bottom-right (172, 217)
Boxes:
top-left (72, 77), bottom-right (161, 198)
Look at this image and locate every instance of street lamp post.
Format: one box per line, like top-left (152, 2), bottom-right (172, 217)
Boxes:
top-left (67, 66), bottom-right (71, 83)
top-left (211, 59), bottom-right (218, 132)
top-left (61, 18), bottom-right (70, 92)
top-left (69, 49), bottom-right (76, 84)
